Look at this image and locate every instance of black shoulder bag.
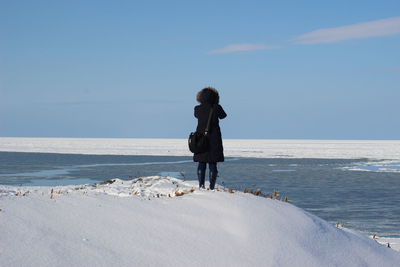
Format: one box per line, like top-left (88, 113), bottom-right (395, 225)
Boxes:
top-left (188, 105), bottom-right (214, 154)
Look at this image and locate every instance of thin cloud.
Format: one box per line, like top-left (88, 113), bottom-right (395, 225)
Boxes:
top-left (294, 16), bottom-right (400, 44)
top-left (207, 43), bottom-right (279, 54)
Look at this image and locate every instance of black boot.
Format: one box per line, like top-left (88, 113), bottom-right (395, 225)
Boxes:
top-left (209, 163), bottom-right (218, 190)
top-left (197, 163), bottom-right (206, 189)
top-left (209, 170), bottom-right (218, 190)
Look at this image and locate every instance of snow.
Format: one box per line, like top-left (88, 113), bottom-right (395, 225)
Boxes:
top-left (374, 237), bottom-right (400, 252)
top-left (1, 137), bottom-right (400, 159)
top-left (1, 176), bottom-right (399, 267)
top-left (336, 225), bottom-right (400, 253)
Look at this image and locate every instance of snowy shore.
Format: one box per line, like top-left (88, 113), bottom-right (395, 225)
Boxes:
top-left (1, 137), bottom-right (400, 159)
top-left (1, 176), bottom-right (399, 267)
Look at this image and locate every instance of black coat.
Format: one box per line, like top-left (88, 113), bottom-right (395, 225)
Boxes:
top-left (193, 103), bottom-right (227, 163)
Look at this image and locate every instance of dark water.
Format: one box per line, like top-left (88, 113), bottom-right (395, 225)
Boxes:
top-left (1, 152), bottom-right (399, 238)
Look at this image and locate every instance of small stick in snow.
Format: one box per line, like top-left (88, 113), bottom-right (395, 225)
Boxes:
top-left (283, 197), bottom-right (291, 203)
top-left (336, 222), bottom-right (344, 228)
top-left (175, 191), bottom-right (184, 197)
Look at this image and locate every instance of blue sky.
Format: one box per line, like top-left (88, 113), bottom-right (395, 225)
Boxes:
top-left (1, 0), bottom-right (399, 139)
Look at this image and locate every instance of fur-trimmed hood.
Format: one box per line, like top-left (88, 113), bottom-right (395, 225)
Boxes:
top-left (196, 87), bottom-right (220, 105)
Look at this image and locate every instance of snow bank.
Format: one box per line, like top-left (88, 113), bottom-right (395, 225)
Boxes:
top-left (1, 177), bottom-right (399, 267)
top-left (1, 137), bottom-right (400, 159)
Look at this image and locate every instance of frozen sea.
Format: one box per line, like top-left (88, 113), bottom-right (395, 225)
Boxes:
top-left (1, 138), bottom-right (400, 239)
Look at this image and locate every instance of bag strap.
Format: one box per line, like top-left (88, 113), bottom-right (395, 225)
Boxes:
top-left (205, 105), bottom-right (215, 135)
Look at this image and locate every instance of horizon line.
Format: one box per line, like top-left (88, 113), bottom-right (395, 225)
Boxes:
top-left (1, 137), bottom-right (399, 141)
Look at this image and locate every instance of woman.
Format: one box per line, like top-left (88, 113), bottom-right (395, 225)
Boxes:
top-left (194, 87), bottom-right (227, 190)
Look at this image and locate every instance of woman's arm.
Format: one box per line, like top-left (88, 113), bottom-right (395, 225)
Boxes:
top-left (194, 106), bottom-right (198, 118)
top-left (218, 105), bottom-right (227, 119)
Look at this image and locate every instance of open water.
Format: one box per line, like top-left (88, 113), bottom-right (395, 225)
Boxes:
top-left (1, 151), bottom-right (399, 238)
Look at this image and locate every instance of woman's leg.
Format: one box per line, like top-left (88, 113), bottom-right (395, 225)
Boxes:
top-left (208, 162), bottom-right (218, 190)
top-left (197, 162), bottom-right (206, 189)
